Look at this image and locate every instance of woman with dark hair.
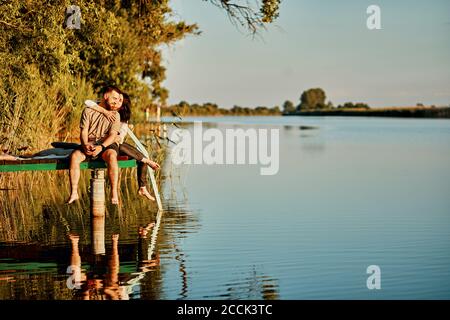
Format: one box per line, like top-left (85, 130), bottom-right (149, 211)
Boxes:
top-left (85, 94), bottom-right (160, 201)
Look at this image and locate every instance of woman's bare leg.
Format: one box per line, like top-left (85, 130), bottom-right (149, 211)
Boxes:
top-left (138, 187), bottom-right (155, 201)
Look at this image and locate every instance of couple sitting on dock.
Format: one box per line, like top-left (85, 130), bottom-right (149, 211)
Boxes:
top-left (67, 86), bottom-right (160, 205)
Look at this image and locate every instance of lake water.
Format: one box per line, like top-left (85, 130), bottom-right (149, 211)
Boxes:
top-left (1, 116), bottom-right (450, 299)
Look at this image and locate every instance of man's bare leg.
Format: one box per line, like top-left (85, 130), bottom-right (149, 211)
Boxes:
top-left (102, 149), bottom-right (119, 204)
top-left (68, 150), bottom-right (86, 204)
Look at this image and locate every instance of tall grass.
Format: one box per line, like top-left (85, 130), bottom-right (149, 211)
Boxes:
top-left (0, 72), bottom-right (94, 154)
top-left (0, 167), bottom-right (161, 243)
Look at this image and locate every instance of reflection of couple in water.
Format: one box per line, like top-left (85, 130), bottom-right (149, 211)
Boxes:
top-left (68, 223), bottom-right (159, 300)
top-left (67, 85), bottom-right (160, 205)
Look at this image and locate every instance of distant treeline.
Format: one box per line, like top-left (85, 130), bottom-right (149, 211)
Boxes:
top-left (161, 87), bottom-right (450, 118)
top-left (281, 88), bottom-right (450, 118)
top-left (162, 101), bottom-right (282, 117)
top-left (161, 88), bottom-right (372, 118)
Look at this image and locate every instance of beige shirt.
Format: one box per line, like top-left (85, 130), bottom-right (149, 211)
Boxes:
top-left (85, 100), bottom-right (128, 144)
top-left (79, 107), bottom-right (121, 144)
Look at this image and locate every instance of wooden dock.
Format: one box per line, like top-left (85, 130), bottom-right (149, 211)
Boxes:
top-left (0, 157), bottom-right (137, 218)
top-left (0, 157), bottom-right (136, 172)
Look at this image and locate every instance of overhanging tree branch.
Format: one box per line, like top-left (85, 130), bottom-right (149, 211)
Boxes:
top-left (204, 0), bottom-right (281, 34)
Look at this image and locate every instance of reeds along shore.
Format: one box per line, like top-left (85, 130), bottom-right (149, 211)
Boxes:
top-left (0, 167), bottom-right (157, 243)
top-left (0, 75), bottom-right (95, 155)
top-left (284, 107), bottom-right (450, 118)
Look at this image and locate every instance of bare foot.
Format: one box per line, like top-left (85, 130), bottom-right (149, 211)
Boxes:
top-left (138, 222), bottom-right (155, 238)
top-left (111, 192), bottom-right (119, 205)
top-left (138, 187), bottom-right (155, 201)
top-left (138, 227), bottom-right (148, 238)
top-left (142, 158), bottom-right (160, 170)
top-left (69, 234), bottom-right (80, 242)
top-left (145, 222), bottom-right (155, 229)
top-left (67, 194), bottom-right (79, 204)
top-left (0, 154), bottom-right (18, 161)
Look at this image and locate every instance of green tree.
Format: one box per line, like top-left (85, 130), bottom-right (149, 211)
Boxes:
top-left (271, 106), bottom-right (281, 114)
top-left (0, 0), bottom-right (197, 150)
top-left (297, 88), bottom-right (327, 110)
top-left (282, 100), bottom-right (295, 113)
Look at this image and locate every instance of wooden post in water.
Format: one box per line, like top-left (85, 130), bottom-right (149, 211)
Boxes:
top-left (162, 123), bottom-right (167, 139)
top-left (90, 169), bottom-right (105, 254)
top-left (156, 104), bottom-right (161, 123)
top-left (90, 169), bottom-right (105, 217)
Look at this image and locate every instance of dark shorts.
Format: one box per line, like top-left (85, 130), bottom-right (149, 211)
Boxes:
top-left (78, 143), bottom-right (119, 160)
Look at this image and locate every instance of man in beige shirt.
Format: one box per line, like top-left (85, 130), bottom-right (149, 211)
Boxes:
top-left (67, 86), bottom-right (123, 205)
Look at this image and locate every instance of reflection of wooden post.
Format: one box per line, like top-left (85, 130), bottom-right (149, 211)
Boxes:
top-left (91, 215), bottom-right (105, 255)
top-left (162, 124), bottom-right (167, 139)
top-left (90, 169), bottom-right (105, 217)
top-left (90, 169), bottom-right (105, 255)
top-left (156, 123), bottom-right (161, 138)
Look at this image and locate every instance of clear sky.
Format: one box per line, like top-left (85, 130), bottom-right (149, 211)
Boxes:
top-left (163, 0), bottom-right (450, 108)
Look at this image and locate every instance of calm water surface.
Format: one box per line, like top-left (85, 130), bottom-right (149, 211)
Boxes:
top-left (1, 116), bottom-right (450, 299)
